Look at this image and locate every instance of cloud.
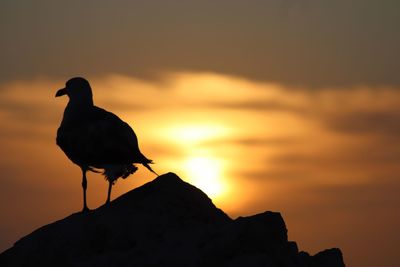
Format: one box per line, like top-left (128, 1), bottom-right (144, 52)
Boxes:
top-left (207, 100), bottom-right (308, 114)
top-left (0, 100), bottom-right (60, 125)
top-left (0, 127), bottom-right (52, 141)
top-left (237, 169), bottom-right (311, 181)
top-left (201, 137), bottom-right (301, 147)
top-left (309, 180), bottom-right (400, 210)
top-left (325, 110), bottom-right (400, 138)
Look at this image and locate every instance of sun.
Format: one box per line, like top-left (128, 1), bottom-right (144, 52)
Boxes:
top-left (161, 124), bottom-right (231, 201)
top-left (183, 156), bottom-right (227, 200)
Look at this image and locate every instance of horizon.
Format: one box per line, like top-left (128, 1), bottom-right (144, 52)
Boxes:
top-left (1, 2), bottom-right (399, 267)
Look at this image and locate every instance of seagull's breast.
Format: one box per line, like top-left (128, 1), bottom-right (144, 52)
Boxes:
top-left (56, 123), bottom-right (95, 166)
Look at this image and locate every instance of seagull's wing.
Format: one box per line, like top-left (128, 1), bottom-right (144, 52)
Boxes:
top-left (57, 106), bottom-right (151, 167)
top-left (88, 107), bottom-right (152, 165)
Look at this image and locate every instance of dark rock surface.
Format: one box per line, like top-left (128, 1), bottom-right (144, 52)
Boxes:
top-left (0, 172), bottom-right (345, 266)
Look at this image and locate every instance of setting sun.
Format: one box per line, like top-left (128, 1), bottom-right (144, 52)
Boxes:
top-left (183, 156), bottom-right (227, 200)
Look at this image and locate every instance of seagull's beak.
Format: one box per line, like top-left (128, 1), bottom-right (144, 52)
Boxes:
top-left (55, 88), bottom-right (67, 97)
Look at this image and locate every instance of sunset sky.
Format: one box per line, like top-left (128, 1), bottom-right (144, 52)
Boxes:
top-left (1, 1), bottom-right (399, 266)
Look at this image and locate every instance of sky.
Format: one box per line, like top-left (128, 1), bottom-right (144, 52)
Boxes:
top-left (0, 1), bottom-right (399, 266)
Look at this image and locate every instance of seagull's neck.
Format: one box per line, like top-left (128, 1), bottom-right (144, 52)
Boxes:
top-left (63, 98), bottom-right (93, 120)
top-left (68, 97), bottom-right (94, 108)
top-left (60, 99), bottom-right (94, 128)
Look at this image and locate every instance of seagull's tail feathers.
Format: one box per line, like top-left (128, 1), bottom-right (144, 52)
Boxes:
top-left (137, 151), bottom-right (158, 176)
top-left (142, 159), bottom-right (158, 176)
top-left (140, 153), bottom-right (159, 176)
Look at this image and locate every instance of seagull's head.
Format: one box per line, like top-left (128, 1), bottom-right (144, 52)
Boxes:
top-left (56, 77), bottom-right (93, 103)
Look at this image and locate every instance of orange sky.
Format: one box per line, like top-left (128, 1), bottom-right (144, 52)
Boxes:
top-left (1, 73), bottom-right (399, 266)
top-left (1, 1), bottom-right (400, 266)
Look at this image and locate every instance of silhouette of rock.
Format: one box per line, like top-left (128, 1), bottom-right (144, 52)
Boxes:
top-left (0, 173), bottom-right (345, 266)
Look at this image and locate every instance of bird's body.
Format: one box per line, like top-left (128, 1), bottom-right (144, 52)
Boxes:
top-left (57, 105), bottom-right (151, 177)
top-left (56, 77), bottom-right (157, 211)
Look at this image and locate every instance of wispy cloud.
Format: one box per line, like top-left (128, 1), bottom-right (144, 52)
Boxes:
top-left (325, 110), bottom-right (400, 137)
top-left (207, 100), bottom-right (308, 114)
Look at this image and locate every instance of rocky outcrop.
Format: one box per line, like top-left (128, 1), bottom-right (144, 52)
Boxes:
top-left (0, 172), bottom-right (345, 266)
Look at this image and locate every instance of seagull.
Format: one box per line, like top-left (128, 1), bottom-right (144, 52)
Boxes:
top-left (56, 77), bottom-right (157, 212)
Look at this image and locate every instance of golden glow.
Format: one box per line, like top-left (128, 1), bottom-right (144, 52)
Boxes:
top-left (162, 123), bottom-right (230, 201)
top-left (1, 73), bottom-right (400, 267)
top-left (183, 156), bottom-right (227, 200)
top-left (167, 124), bottom-right (229, 144)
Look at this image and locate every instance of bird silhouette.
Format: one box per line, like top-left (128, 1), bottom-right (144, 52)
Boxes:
top-left (56, 77), bottom-right (157, 212)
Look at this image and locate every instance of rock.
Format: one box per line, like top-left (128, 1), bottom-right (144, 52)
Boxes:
top-left (312, 248), bottom-right (346, 267)
top-left (0, 172), bottom-right (345, 267)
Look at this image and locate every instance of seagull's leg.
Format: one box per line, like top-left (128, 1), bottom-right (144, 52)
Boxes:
top-left (106, 180), bottom-right (112, 205)
top-left (81, 168), bottom-right (89, 213)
